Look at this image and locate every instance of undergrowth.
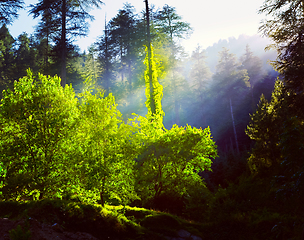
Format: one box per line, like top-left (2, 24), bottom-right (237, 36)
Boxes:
top-left (0, 196), bottom-right (303, 240)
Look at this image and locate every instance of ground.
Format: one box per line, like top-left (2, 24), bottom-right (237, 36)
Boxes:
top-left (0, 217), bottom-right (99, 240)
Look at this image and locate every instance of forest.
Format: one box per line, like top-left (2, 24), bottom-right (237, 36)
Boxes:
top-left (0, 0), bottom-right (303, 239)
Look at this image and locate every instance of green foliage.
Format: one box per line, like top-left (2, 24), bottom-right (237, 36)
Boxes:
top-left (0, 70), bottom-right (78, 199)
top-left (246, 80), bottom-right (288, 174)
top-left (259, 0), bottom-right (304, 94)
top-left (246, 78), bottom-right (304, 219)
top-left (9, 224), bottom-right (31, 240)
top-left (154, 4), bottom-right (192, 41)
top-left (73, 78), bottom-right (139, 206)
top-left (134, 114), bottom-right (217, 203)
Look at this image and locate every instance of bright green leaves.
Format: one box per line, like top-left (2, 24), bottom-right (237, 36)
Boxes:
top-left (0, 70), bottom-right (78, 199)
top-left (0, 70), bottom-right (218, 207)
top-left (134, 120), bottom-right (217, 202)
top-left (75, 81), bottom-right (138, 205)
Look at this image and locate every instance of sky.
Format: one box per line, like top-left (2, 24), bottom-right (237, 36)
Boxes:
top-left (8, 0), bottom-right (268, 54)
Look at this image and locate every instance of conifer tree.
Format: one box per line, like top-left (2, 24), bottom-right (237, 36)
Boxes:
top-left (0, 24), bottom-right (15, 89)
top-left (0, 0), bottom-right (23, 24)
top-left (259, 0), bottom-right (304, 95)
top-left (30, 0), bottom-right (103, 85)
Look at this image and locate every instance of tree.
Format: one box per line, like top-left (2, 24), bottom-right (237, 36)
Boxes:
top-left (0, 24), bottom-right (15, 89)
top-left (134, 117), bottom-right (217, 204)
top-left (74, 80), bottom-right (138, 205)
top-left (135, 11), bottom-right (217, 204)
top-left (29, 0), bottom-right (58, 75)
top-left (30, 0), bottom-right (103, 85)
top-left (13, 33), bottom-right (33, 79)
top-left (154, 4), bottom-right (192, 44)
top-left (239, 45), bottom-right (263, 109)
top-left (154, 4), bottom-right (192, 125)
top-left (0, 0), bottom-right (24, 24)
top-left (259, 0), bottom-right (304, 95)
top-left (188, 45), bottom-right (211, 126)
top-left (0, 70), bottom-right (78, 200)
top-left (246, 79), bottom-right (304, 206)
top-left (211, 48), bottom-right (250, 154)
top-left (97, 18), bottom-right (115, 94)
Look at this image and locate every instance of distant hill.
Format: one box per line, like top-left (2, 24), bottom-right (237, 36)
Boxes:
top-left (204, 34), bottom-right (277, 73)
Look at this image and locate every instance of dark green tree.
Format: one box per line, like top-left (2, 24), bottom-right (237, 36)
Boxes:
top-left (97, 18), bottom-right (115, 94)
top-left (0, 24), bottom-right (15, 89)
top-left (0, 0), bottom-right (24, 24)
top-left (13, 33), bottom-right (34, 80)
top-left (246, 79), bottom-right (304, 207)
top-left (259, 0), bottom-right (304, 97)
top-left (29, 0), bottom-right (103, 85)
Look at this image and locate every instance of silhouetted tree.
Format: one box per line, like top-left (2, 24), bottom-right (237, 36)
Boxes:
top-left (0, 0), bottom-right (24, 24)
top-left (211, 48), bottom-right (250, 154)
top-left (30, 0), bottom-right (103, 85)
top-left (239, 45), bottom-right (263, 109)
top-left (259, 0), bottom-right (304, 98)
top-left (154, 4), bottom-right (192, 125)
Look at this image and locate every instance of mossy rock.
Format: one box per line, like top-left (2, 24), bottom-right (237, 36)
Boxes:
top-left (141, 213), bottom-right (181, 237)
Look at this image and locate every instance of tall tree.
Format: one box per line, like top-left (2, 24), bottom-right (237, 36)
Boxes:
top-left (211, 48), bottom-right (250, 154)
top-left (13, 33), bottom-right (32, 79)
top-left (144, 0), bottom-right (155, 116)
top-left (154, 4), bottom-right (192, 125)
top-left (0, 0), bottom-right (24, 24)
top-left (259, 0), bottom-right (304, 95)
top-left (97, 18), bottom-right (115, 94)
top-left (0, 24), bottom-right (15, 89)
top-left (30, 0), bottom-right (103, 86)
top-left (186, 47), bottom-right (210, 127)
top-left (189, 45), bottom-right (211, 109)
top-left (239, 45), bottom-right (263, 109)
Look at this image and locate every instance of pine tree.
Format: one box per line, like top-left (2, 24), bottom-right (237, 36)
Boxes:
top-left (0, 0), bottom-right (23, 24)
top-left (0, 24), bottom-right (15, 89)
top-left (30, 0), bottom-right (103, 86)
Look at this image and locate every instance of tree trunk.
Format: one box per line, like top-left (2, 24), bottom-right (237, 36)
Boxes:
top-left (145, 0), bottom-right (156, 115)
top-left (230, 98), bottom-right (240, 155)
top-left (172, 72), bottom-right (180, 125)
top-left (61, 0), bottom-right (67, 86)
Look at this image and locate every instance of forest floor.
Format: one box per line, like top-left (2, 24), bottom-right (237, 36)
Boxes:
top-left (0, 200), bottom-right (204, 240)
top-left (0, 199), bottom-right (303, 240)
top-left (0, 217), bottom-right (99, 240)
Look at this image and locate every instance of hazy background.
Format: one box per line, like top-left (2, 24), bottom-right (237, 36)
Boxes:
top-left (8, 0), bottom-right (268, 54)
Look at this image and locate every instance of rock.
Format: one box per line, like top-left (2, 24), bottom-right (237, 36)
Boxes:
top-left (177, 229), bottom-right (202, 240)
top-left (191, 236), bottom-right (202, 240)
top-left (178, 229), bottom-right (191, 238)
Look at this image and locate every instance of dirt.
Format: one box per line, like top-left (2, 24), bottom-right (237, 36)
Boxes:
top-left (0, 217), bottom-right (100, 240)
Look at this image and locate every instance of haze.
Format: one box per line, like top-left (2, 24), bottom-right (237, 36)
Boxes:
top-left (9, 0), bottom-right (268, 54)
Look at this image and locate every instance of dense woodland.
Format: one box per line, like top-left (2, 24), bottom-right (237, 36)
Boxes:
top-left (0, 0), bottom-right (303, 239)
